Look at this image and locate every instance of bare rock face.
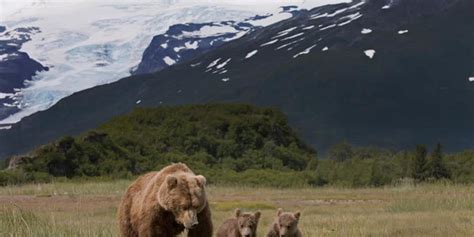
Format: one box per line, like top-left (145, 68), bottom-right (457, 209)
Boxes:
top-left (7, 155), bottom-right (32, 170)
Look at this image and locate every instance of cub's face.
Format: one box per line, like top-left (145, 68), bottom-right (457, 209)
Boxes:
top-left (158, 174), bottom-right (207, 229)
top-left (276, 209), bottom-right (300, 237)
top-left (235, 209), bottom-right (261, 237)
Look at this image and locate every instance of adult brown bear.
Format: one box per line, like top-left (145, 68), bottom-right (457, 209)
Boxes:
top-left (117, 163), bottom-right (213, 237)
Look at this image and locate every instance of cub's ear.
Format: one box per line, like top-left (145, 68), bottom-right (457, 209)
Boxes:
top-left (294, 212), bottom-right (301, 221)
top-left (254, 211), bottom-right (261, 221)
top-left (235, 208), bottom-right (242, 218)
top-left (166, 175), bottom-right (178, 190)
top-left (196, 175), bottom-right (207, 187)
top-left (277, 208), bottom-right (283, 216)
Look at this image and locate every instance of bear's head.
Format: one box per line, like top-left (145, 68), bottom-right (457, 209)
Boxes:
top-left (235, 208), bottom-right (261, 237)
top-left (158, 172), bottom-right (207, 229)
top-left (275, 208), bottom-right (300, 237)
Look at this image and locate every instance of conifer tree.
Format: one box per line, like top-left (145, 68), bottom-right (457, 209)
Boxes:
top-left (412, 145), bottom-right (428, 181)
top-left (427, 143), bottom-right (450, 179)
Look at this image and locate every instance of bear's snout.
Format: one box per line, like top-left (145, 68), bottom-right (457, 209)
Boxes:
top-left (180, 209), bottom-right (199, 229)
top-left (279, 227), bottom-right (288, 236)
top-left (240, 227), bottom-right (252, 237)
top-left (184, 220), bottom-right (199, 229)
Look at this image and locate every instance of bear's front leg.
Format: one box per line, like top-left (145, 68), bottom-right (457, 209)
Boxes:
top-left (187, 203), bottom-right (213, 237)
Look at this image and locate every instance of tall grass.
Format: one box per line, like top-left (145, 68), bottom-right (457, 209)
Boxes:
top-left (0, 181), bottom-right (473, 236)
top-left (0, 204), bottom-right (117, 236)
top-left (1, 205), bottom-right (50, 236)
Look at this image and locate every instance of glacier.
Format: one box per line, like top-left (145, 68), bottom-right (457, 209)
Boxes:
top-left (0, 0), bottom-right (351, 125)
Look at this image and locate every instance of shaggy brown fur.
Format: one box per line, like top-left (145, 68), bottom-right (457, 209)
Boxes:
top-left (267, 209), bottom-right (301, 237)
top-left (217, 209), bottom-right (261, 237)
top-left (117, 163), bottom-right (213, 237)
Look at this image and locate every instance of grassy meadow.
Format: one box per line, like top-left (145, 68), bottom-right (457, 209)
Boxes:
top-left (0, 181), bottom-right (473, 237)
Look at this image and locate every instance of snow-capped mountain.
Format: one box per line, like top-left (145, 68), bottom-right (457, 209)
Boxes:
top-left (1, 0), bottom-right (473, 160)
top-left (0, 0), bottom-right (350, 125)
top-left (133, 8), bottom-right (304, 75)
top-left (0, 25), bottom-right (47, 123)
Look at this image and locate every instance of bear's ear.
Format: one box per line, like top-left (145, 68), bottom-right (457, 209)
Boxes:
top-left (195, 175), bottom-right (206, 187)
top-left (294, 212), bottom-right (301, 221)
top-left (277, 208), bottom-right (283, 216)
top-left (235, 208), bottom-right (242, 218)
top-left (254, 211), bottom-right (261, 221)
top-left (166, 175), bottom-right (178, 190)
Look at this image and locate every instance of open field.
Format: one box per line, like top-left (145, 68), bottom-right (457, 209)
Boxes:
top-left (1, 181), bottom-right (473, 236)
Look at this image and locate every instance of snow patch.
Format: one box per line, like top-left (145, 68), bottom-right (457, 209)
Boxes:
top-left (0, 54), bottom-right (9, 61)
top-left (216, 58), bottom-right (231, 69)
top-left (364, 49), bottom-right (376, 59)
top-left (222, 30), bottom-right (248, 42)
top-left (3, 103), bottom-right (18, 108)
top-left (281, 32), bottom-right (304, 41)
top-left (160, 43), bottom-right (168, 49)
top-left (181, 25), bottom-right (239, 38)
top-left (184, 41), bottom-right (199, 50)
top-left (382, 0), bottom-right (393, 10)
top-left (245, 50), bottom-right (258, 59)
top-left (469, 77), bottom-right (474, 82)
top-left (320, 24), bottom-right (336, 31)
top-left (361, 28), bottom-right (372, 34)
top-left (207, 58), bottom-right (221, 68)
top-left (190, 62), bottom-right (201, 67)
top-left (310, 13), bottom-right (328, 20)
top-left (136, 100), bottom-right (141, 104)
top-left (261, 39), bottom-right (278, 46)
top-left (398, 30), bottom-right (409, 35)
top-left (173, 46), bottom-right (185, 52)
top-left (0, 93), bottom-right (14, 99)
top-left (247, 12), bottom-right (292, 27)
top-left (221, 78), bottom-right (230, 82)
top-left (273, 27), bottom-right (297, 39)
top-left (276, 37), bottom-right (305, 50)
top-left (303, 25), bottom-right (315, 30)
top-left (293, 44), bottom-right (317, 58)
top-left (0, 125), bottom-right (12, 130)
top-left (322, 46), bottom-right (329, 51)
top-left (163, 56), bottom-right (176, 66)
top-left (338, 12), bottom-right (363, 26)
top-left (326, 8), bottom-right (348, 17)
top-left (349, 1), bottom-right (366, 9)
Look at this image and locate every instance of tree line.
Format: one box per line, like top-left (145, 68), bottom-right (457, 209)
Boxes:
top-left (0, 104), bottom-right (473, 187)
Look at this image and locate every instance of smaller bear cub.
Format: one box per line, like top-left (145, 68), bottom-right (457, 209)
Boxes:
top-left (267, 208), bottom-right (302, 237)
top-left (217, 208), bottom-right (261, 237)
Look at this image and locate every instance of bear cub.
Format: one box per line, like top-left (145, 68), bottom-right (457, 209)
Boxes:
top-left (217, 208), bottom-right (261, 237)
top-left (267, 208), bottom-right (302, 237)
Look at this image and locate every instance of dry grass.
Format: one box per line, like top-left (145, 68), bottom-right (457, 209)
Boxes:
top-left (1, 181), bottom-right (473, 236)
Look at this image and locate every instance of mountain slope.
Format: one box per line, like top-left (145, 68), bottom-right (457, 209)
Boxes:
top-left (0, 0), bottom-right (473, 159)
top-left (0, 0), bottom-right (345, 124)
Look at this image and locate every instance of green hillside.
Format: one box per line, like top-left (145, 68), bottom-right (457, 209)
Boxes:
top-left (9, 104), bottom-right (315, 177)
